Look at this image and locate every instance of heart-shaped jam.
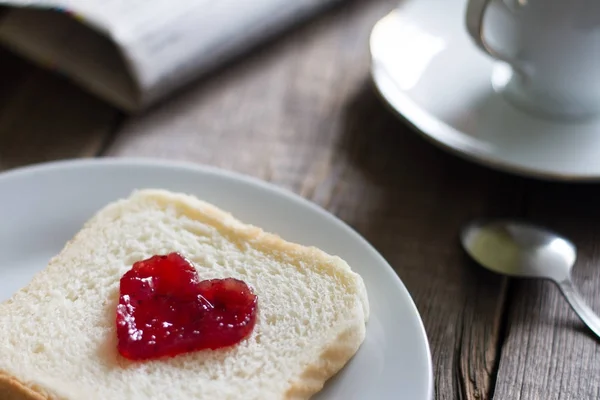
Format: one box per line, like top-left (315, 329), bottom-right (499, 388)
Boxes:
top-left (116, 252), bottom-right (258, 360)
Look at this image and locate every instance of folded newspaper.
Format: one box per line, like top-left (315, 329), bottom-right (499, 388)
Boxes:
top-left (0, 0), bottom-right (340, 111)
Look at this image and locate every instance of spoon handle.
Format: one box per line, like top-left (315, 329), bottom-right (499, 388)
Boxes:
top-left (556, 278), bottom-right (600, 339)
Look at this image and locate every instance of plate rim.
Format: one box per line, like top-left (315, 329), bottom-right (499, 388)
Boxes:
top-left (0, 157), bottom-right (434, 399)
top-left (369, 9), bottom-right (600, 183)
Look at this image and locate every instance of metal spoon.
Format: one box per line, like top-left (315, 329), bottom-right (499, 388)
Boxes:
top-left (461, 219), bottom-right (600, 339)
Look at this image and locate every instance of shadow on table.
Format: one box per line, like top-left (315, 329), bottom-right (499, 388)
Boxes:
top-left (333, 78), bottom-right (526, 308)
top-left (335, 78), bottom-right (523, 250)
top-left (0, 48), bottom-right (122, 170)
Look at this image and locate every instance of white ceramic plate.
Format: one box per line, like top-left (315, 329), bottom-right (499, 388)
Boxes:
top-left (0, 158), bottom-right (432, 400)
top-left (370, 0), bottom-right (600, 181)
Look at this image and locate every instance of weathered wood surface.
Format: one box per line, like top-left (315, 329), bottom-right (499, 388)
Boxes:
top-left (494, 182), bottom-right (600, 400)
top-left (2, 0), bottom-right (600, 398)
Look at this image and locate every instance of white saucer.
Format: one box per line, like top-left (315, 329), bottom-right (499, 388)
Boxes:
top-left (369, 0), bottom-right (600, 181)
top-left (0, 158), bottom-right (432, 400)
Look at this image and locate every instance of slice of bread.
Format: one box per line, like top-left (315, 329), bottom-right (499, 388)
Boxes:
top-left (0, 189), bottom-right (369, 400)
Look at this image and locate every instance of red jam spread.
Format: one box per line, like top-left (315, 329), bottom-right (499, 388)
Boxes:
top-left (116, 252), bottom-right (258, 360)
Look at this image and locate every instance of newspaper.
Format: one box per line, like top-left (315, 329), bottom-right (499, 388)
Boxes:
top-left (0, 0), bottom-right (340, 111)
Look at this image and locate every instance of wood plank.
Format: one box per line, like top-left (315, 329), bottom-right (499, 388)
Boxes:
top-left (0, 47), bottom-right (120, 170)
top-left (106, 0), bottom-right (526, 397)
top-left (494, 182), bottom-right (600, 400)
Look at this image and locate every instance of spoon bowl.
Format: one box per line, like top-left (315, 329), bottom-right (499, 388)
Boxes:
top-left (461, 219), bottom-right (577, 282)
top-left (461, 219), bottom-right (600, 339)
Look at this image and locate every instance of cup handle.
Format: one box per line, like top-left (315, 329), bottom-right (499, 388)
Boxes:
top-left (465, 0), bottom-right (527, 76)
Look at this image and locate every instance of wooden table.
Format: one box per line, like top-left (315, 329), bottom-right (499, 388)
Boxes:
top-left (2, 1), bottom-right (600, 398)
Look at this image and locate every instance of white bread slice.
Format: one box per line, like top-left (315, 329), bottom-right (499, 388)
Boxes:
top-left (0, 189), bottom-right (369, 400)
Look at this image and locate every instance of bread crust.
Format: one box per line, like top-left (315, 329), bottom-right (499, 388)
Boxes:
top-left (0, 372), bottom-right (47, 400)
top-left (0, 190), bottom-right (369, 400)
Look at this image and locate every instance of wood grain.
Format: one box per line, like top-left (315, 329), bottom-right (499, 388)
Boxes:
top-left (0, 47), bottom-right (120, 170)
top-left (494, 182), bottom-right (600, 400)
top-left (106, 0), bottom-right (525, 398)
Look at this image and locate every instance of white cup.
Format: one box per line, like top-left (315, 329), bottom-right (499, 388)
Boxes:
top-left (466, 0), bottom-right (600, 119)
